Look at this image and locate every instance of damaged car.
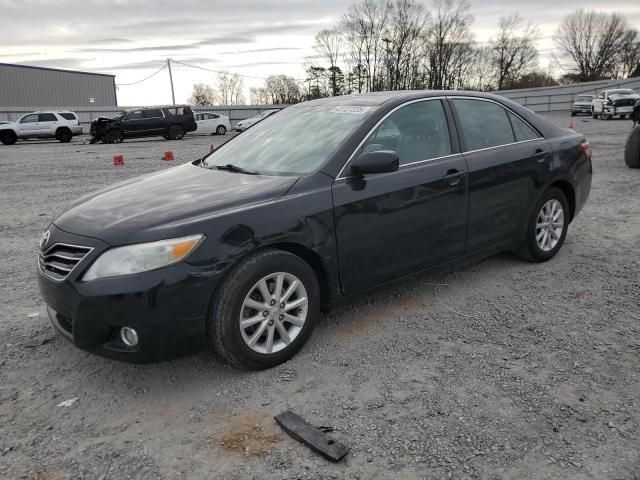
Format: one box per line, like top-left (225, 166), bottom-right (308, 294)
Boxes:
top-left (591, 89), bottom-right (640, 120)
top-left (89, 105), bottom-right (197, 143)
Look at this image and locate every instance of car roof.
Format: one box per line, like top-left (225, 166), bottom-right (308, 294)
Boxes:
top-left (125, 105), bottom-right (191, 112)
top-left (294, 90), bottom-right (512, 108)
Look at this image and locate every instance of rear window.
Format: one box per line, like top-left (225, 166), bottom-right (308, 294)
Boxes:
top-left (38, 113), bottom-right (57, 122)
top-left (452, 99), bottom-right (515, 151)
top-left (508, 112), bottom-right (540, 142)
top-left (164, 106), bottom-right (193, 116)
top-left (59, 113), bottom-right (77, 120)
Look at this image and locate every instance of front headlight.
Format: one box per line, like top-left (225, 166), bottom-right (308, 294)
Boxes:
top-left (82, 234), bottom-right (204, 281)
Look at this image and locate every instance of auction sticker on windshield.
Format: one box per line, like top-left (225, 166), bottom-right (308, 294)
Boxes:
top-left (330, 106), bottom-right (371, 114)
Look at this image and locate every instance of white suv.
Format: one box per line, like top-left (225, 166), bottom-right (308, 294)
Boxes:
top-left (0, 111), bottom-right (82, 145)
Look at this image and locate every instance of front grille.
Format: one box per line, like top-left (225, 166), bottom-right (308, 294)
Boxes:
top-left (39, 243), bottom-right (93, 281)
top-left (612, 99), bottom-right (636, 107)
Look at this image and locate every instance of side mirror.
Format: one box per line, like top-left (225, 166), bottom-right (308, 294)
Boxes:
top-left (350, 150), bottom-right (399, 175)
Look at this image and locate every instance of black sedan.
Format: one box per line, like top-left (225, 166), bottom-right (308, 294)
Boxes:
top-left (38, 91), bottom-right (592, 369)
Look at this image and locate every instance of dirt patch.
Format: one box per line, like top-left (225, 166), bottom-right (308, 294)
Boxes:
top-left (217, 411), bottom-right (284, 457)
top-left (334, 293), bottom-right (429, 337)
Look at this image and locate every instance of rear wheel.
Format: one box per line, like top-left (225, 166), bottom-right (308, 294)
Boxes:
top-left (571, 111), bottom-right (577, 117)
top-left (516, 187), bottom-right (569, 263)
top-left (207, 249), bottom-right (320, 370)
top-left (624, 126), bottom-right (640, 168)
top-left (216, 125), bottom-right (227, 135)
top-left (167, 124), bottom-right (184, 140)
top-left (55, 128), bottom-right (72, 143)
top-left (0, 130), bottom-right (17, 145)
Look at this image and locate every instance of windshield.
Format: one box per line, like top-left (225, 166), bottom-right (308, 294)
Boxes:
top-left (111, 112), bottom-right (126, 121)
top-left (204, 105), bottom-right (372, 175)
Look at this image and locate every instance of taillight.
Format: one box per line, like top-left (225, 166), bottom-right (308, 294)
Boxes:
top-left (579, 141), bottom-right (592, 160)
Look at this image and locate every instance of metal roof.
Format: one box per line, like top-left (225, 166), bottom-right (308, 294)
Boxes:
top-left (0, 62), bottom-right (115, 78)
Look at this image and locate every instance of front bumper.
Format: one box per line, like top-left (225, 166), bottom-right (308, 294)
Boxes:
top-left (38, 225), bottom-right (220, 362)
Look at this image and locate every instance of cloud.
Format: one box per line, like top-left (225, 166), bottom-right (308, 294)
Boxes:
top-left (11, 58), bottom-right (89, 70)
top-left (221, 47), bottom-right (303, 55)
top-left (196, 36), bottom-right (256, 46)
top-left (73, 44), bottom-right (197, 53)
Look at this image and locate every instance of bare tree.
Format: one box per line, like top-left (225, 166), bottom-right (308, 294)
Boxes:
top-left (462, 45), bottom-right (495, 91)
top-left (341, 0), bottom-right (393, 92)
top-left (424, 0), bottom-right (474, 90)
top-left (315, 28), bottom-right (343, 95)
top-left (554, 10), bottom-right (629, 81)
top-left (388, 0), bottom-right (430, 89)
top-left (618, 28), bottom-right (640, 78)
top-left (264, 75), bottom-right (303, 104)
top-left (249, 87), bottom-right (271, 105)
top-left (188, 83), bottom-right (216, 106)
top-left (214, 71), bottom-right (245, 105)
top-left (491, 14), bottom-right (538, 90)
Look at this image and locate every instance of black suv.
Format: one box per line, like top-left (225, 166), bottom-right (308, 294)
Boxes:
top-left (89, 105), bottom-right (197, 143)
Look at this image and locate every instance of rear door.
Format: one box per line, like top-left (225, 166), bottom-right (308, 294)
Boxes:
top-left (332, 98), bottom-right (469, 294)
top-left (449, 97), bottom-right (551, 252)
top-left (142, 108), bottom-right (165, 134)
top-left (37, 113), bottom-right (58, 136)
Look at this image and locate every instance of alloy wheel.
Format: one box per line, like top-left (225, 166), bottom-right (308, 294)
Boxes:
top-left (535, 199), bottom-right (564, 252)
top-left (239, 272), bottom-right (308, 354)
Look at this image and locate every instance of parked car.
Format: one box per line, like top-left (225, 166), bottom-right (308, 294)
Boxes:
top-left (234, 109), bottom-right (279, 132)
top-left (591, 89), bottom-right (640, 120)
top-left (38, 91), bottom-right (592, 369)
top-left (195, 112), bottom-right (231, 135)
top-left (571, 94), bottom-right (595, 116)
top-left (89, 105), bottom-right (197, 143)
top-left (0, 111), bottom-right (82, 145)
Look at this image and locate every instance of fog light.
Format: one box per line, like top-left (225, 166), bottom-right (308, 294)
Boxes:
top-left (120, 327), bottom-right (139, 347)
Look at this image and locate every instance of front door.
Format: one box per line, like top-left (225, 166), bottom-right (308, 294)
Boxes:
top-left (332, 99), bottom-right (468, 294)
top-left (17, 113), bottom-right (40, 136)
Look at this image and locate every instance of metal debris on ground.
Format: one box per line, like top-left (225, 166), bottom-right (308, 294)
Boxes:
top-left (274, 411), bottom-right (348, 462)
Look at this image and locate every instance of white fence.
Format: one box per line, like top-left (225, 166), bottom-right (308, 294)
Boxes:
top-left (496, 77), bottom-right (640, 113)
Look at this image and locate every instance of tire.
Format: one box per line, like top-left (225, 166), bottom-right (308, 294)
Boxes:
top-left (207, 248), bottom-right (320, 370)
top-left (601, 107), bottom-right (610, 120)
top-left (516, 187), bottom-right (570, 263)
top-left (571, 111), bottom-right (576, 117)
top-left (55, 128), bottom-right (72, 143)
top-left (103, 129), bottom-right (124, 144)
top-left (216, 125), bottom-right (227, 135)
top-left (624, 127), bottom-right (640, 168)
top-left (0, 130), bottom-right (17, 145)
top-left (167, 124), bottom-right (184, 140)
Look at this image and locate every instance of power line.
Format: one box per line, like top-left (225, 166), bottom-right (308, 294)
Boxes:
top-left (116, 64), bottom-right (167, 86)
top-left (170, 59), bottom-right (270, 80)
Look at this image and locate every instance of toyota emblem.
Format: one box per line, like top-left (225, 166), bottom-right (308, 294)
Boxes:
top-left (40, 229), bottom-right (51, 250)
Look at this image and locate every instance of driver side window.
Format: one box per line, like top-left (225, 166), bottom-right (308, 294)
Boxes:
top-left (361, 100), bottom-right (451, 166)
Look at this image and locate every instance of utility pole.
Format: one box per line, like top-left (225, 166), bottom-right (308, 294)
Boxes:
top-left (167, 58), bottom-right (176, 106)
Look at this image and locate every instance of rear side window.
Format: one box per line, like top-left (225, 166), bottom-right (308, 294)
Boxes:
top-left (165, 107), bottom-right (188, 116)
top-left (143, 109), bottom-right (163, 118)
top-left (38, 113), bottom-right (57, 122)
top-left (452, 99), bottom-right (514, 151)
top-left (59, 113), bottom-right (77, 120)
top-left (362, 100), bottom-right (451, 165)
top-left (508, 112), bottom-right (539, 142)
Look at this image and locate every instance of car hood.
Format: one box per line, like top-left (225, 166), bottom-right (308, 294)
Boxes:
top-left (53, 163), bottom-right (298, 245)
top-left (608, 93), bottom-right (640, 102)
top-left (0, 122), bottom-right (18, 130)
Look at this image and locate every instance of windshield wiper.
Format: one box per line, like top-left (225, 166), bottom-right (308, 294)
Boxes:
top-left (215, 164), bottom-right (259, 175)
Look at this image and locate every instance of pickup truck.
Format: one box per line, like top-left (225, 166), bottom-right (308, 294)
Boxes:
top-left (592, 89), bottom-right (640, 120)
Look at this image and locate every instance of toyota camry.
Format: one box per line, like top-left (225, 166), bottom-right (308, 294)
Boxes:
top-left (38, 91), bottom-right (592, 369)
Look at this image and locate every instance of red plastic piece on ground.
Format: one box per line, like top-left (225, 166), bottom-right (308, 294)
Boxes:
top-left (113, 155), bottom-right (124, 166)
top-left (163, 151), bottom-right (174, 161)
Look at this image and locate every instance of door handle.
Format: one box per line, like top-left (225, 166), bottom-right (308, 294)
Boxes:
top-left (534, 148), bottom-right (549, 162)
top-left (443, 169), bottom-right (465, 186)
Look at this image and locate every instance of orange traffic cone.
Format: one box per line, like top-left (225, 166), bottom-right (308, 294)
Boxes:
top-left (163, 151), bottom-right (174, 161)
top-left (113, 154), bottom-right (124, 166)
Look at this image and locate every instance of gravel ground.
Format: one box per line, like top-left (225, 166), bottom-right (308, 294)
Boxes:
top-left (1, 114), bottom-right (639, 480)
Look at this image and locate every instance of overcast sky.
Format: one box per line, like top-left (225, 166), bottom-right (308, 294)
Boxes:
top-left (1, 0), bottom-right (639, 106)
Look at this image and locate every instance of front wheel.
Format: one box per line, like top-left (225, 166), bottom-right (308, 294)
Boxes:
top-left (592, 109), bottom-right (598, 119)
top-left (167, 124), bottom-right (184, 140)
top-left (103, 129), bottom-right (124, 144)
top-left (0, 131), bottom-right (17, 145)
top-left (516, 187), bottom-right (569, 263)
top-left (207, 249), bottom-right (320, 370)
top-left (601, 107), bottom-right (610, 120)
top-left (216, 125), bottom-right (227, 135)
